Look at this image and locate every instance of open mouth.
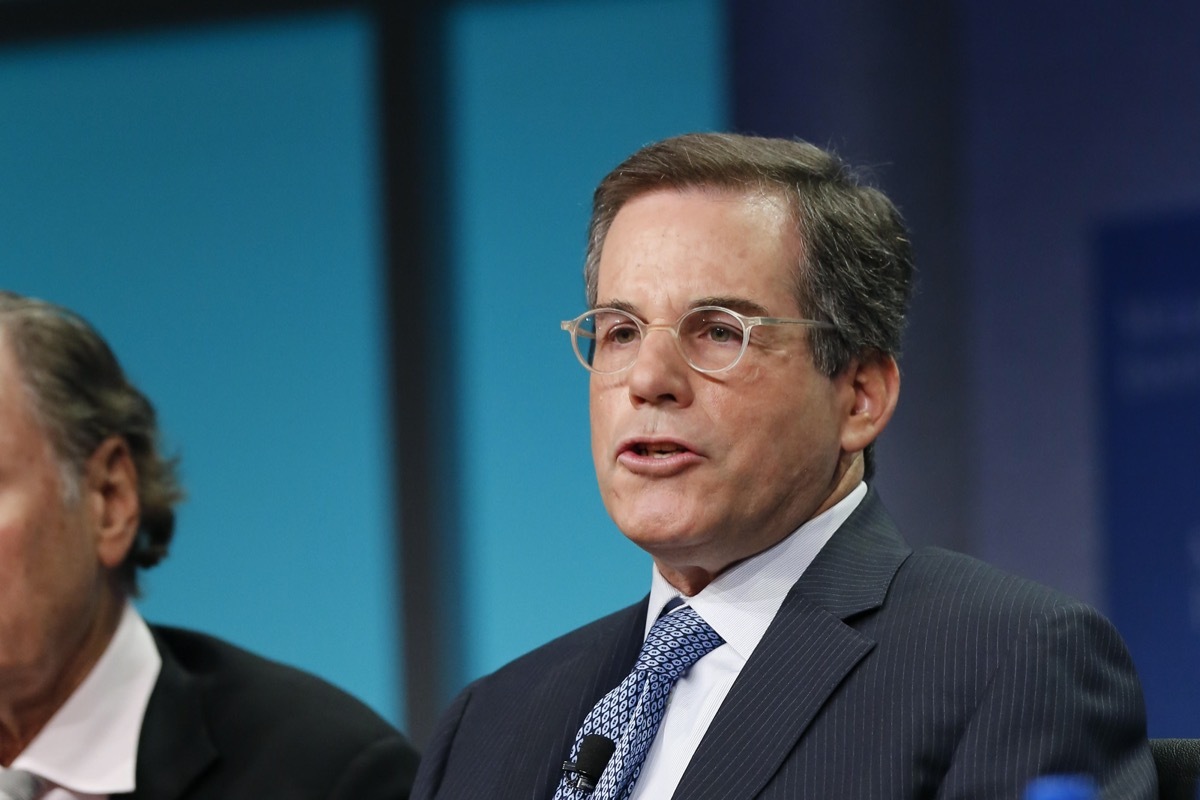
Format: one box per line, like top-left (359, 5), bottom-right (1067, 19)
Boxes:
top-left (630, 442), bottom-right (690, 458)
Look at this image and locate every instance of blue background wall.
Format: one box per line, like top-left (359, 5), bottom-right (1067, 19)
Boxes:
top-left (0, 10), bottom-right (402, 722)
top-left (1099, 214), bottom-right (1200, 735)
top-left (961, 3), bottom-right (1200, 735)
top-left (444, 0), bottom-right (726, 685)
top-left (3, 0), bottom-right (1199, 740)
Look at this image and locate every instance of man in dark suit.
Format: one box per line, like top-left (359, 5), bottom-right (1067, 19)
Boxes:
top-left (412, 133), bottom-right (1157, 798)
top-left (0, 291), bottom-right (417, 798)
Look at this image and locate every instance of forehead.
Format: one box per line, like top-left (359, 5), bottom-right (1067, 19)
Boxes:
top-left (597, 187), bottom-right (802, 315)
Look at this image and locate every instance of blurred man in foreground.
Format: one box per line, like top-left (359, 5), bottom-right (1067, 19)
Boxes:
top-left (412, 133), bottom-right (1155, 799)
top-left (0, 290), bottom-right (418, 799)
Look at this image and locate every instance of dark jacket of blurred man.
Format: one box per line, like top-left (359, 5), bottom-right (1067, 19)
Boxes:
top-left (0, 291), bottom-right (418, 799)
top-left (412, 133), bottom-right (1156, 800)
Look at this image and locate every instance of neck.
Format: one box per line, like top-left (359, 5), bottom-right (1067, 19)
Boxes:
top-left (0, 587), bottom-right (125, 766)
top-left (654, 453), bottom-right (866, 597)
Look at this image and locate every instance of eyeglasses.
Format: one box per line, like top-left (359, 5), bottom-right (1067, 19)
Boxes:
top-left (560, 305), bottom-right (835, 375)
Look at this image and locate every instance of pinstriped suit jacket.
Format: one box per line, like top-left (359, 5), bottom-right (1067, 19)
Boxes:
top-left (413, 489), bottom-right (1157, 799)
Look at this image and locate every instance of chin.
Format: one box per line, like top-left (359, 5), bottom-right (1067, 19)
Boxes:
top-left (617, 513), bottom-right (711, 553)
top-left (606, 481), bottom-right (709, 529)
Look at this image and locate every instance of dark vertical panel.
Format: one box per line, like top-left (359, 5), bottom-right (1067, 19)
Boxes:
top-left (727, 0), bottom-right (971, 552)
top-left (0, 0), bottom-right (352, 42)
top-left (376, 2), bottom-right (461, 746)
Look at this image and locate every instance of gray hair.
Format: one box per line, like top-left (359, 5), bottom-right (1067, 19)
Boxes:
top-left (0, 291), bottom-right (182, 595)
top-left (584, 133), bottom-right (916, 478)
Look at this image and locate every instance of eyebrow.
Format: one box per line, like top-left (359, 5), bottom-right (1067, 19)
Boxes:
top-left (596, 296), bottom-right (772, 319)
top-left (693, 296), bottom-right (771, 317)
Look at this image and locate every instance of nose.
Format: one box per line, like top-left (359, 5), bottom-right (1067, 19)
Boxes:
top-left (624, 325), bottom-right (694, 407)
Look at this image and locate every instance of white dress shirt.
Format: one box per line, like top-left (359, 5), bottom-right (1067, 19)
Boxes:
top-left (628, 482), bottom-right (867, 800)
top-left (8, 603), bottom-right (162, 800)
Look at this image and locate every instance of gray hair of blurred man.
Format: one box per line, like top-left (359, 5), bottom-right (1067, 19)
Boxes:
top-left (583, 132), bottom-right (916, 479)
top-left (0, 290), bottom-right (182, 595)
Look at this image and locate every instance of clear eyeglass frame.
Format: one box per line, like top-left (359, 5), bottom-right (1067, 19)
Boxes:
top-left (560, 305), bottom-right (836, 375)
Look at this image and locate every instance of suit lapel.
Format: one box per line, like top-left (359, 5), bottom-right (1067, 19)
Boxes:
top-left (672, 488), bottom-right (911, 799)
top-left (528, 598), bottom-right (648, 799)
top-left (119, 628), bottom-right (217, 800)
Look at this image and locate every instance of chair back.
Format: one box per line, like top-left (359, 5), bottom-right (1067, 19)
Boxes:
top-left (1150, 738), bottom-right (1200, 800)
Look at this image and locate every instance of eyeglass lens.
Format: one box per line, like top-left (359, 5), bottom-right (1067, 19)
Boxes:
top-left (578, 308), bottom-right (748, 373)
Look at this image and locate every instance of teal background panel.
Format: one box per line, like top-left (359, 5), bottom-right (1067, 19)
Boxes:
top-left (0, 11), bottom-right (402, 723)
top-left (444, 0), bottom-right (729, 684)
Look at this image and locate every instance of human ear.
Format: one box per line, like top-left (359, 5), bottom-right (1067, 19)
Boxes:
top-left (84, 436), bottom-right (141, 569)
top-left (840, 353), bottom-right (900, 455)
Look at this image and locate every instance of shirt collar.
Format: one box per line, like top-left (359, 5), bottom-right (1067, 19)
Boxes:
top-left (646, 481), bottom-right (868, 661)
top-left (14, 602), bottom-right (161, 795)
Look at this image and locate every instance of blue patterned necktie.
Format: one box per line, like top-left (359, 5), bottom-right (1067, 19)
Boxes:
top-left (554, 604), bottom-right (725, 800)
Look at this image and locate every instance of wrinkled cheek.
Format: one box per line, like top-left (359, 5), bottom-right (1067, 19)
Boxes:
top-left (0, 606), bottom-right (43, 669)
top-left (588, 389), bottom-right (624, 476)
top-left (590, 433), bottom-right (611, 493)
top-left (597, 462), bottom-right (639, 512)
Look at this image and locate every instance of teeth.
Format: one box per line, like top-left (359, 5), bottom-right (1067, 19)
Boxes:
top-left (637, 444), bottom-right (683, 457)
